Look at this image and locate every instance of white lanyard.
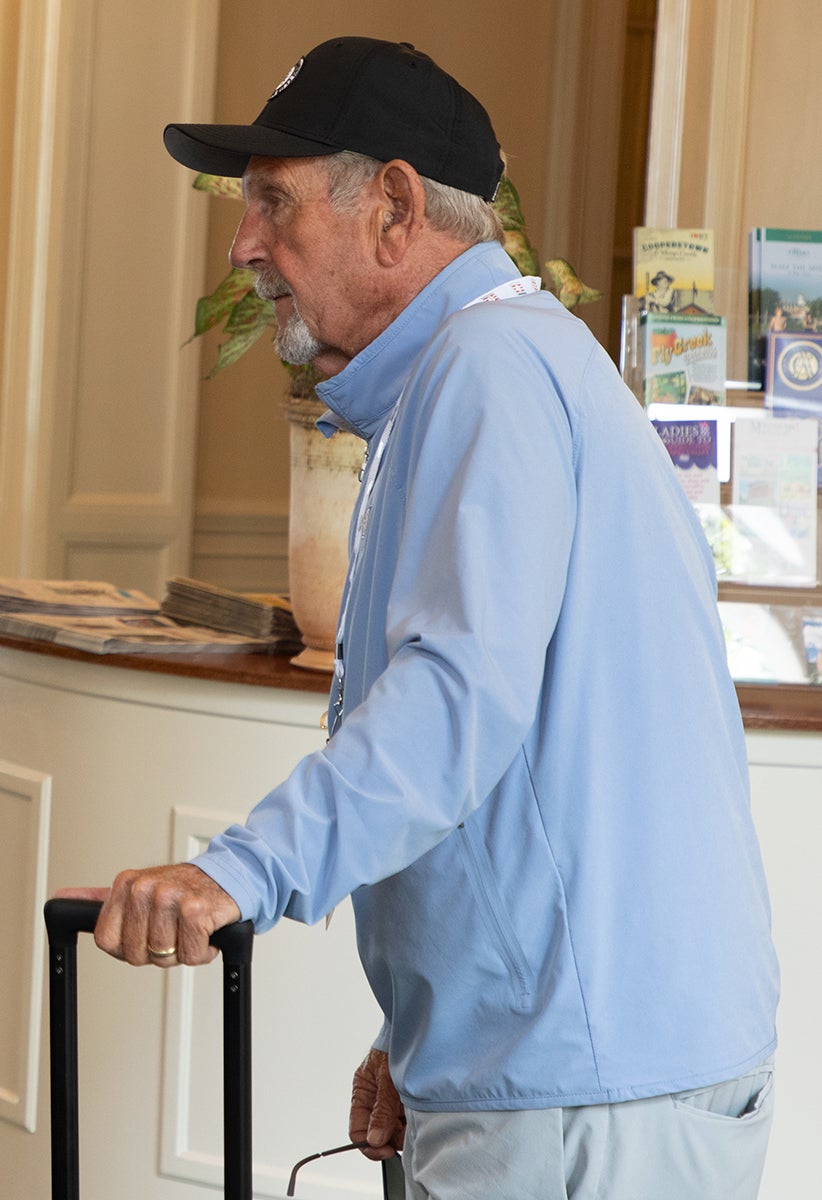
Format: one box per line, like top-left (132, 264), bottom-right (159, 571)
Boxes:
top-left (330, 275), bottom-right (542, 729)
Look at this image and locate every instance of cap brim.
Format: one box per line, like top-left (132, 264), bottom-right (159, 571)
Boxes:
top-left (163, 122), bottom-right (339, 176)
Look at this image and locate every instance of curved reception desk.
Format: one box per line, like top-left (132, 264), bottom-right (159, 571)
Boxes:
top-left (0, 636), bottom-right (820, 1198)
top-left (0, 639), bottom-right (383, 1200)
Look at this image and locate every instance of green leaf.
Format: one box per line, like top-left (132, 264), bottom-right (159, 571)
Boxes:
top-left (543, 259), bottom-right (604, 309)
top-left (502, 229), bottom-right (541, 278)
top-left (207, 290), bottom-right (275, 377)
top-left (193, 172), bottom-right (244, 200)
top-left (209, 324), bottom-right (272, 376)
top-left (194, 268), bottom-right (257, 336)
top-left (492, 175), bottom-right (528, 231)
top-left (493, 175), bottom-right (601, 307)
top-left (493, 176), bottom-right (542, 277)
top-left (224, 287), bottom-right (273, 332)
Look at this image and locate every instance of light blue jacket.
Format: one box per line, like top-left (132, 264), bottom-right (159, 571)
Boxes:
top-left (194, 242), bottom-right (779, 1111)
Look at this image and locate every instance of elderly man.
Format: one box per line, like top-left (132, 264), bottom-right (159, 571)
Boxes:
top-left (66, 37), bottom-right (778, 1199)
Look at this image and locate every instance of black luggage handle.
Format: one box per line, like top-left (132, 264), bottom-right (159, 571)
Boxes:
top-left (44, 897), bottom-right (254, 1200)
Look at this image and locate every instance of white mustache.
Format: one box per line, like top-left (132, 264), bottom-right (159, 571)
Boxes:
top-left (255, 269), bottom-right (291, 302)
top-left (253, 270), bottom-right (324, 364)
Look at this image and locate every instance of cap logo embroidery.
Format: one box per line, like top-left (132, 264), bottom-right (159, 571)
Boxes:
top-left (269, 57), bottom-right (304, 101)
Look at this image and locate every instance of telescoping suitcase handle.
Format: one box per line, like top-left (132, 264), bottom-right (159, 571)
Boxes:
top-left (44, 897), bottom-right (254, 1200)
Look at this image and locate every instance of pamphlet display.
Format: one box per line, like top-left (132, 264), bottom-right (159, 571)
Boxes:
top-left (621, 224), bottom-right (822, 688)
top-left (626, 227), bottom-right (722, 406)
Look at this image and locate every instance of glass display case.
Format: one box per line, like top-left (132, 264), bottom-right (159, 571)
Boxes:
top-left (622, 290), bottom-right (822, 729)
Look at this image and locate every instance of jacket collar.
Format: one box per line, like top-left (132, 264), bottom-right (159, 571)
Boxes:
top-left (316, 241), bottom-right (523, 441)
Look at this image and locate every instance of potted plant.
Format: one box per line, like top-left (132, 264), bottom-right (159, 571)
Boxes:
top-left (191, 173), bottom-right (601, 669)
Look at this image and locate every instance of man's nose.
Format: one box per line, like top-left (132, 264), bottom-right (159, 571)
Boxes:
top-left (229, 209), bottom-right (268, 270)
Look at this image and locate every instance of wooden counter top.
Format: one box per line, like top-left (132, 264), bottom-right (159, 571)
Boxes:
top-left (1, 634), bottom-right (820, 729)
top-left (734, 682), bottom-right (822, 732)
top-left (0, 633), bottom-right (331, 694)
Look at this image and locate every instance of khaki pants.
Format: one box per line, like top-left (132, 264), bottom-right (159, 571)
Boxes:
top-left (402, 1060), bottom-right (774, 1200)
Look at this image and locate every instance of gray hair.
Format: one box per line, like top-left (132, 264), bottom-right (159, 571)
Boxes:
top-left (322, 150), bottom-right (503, 246)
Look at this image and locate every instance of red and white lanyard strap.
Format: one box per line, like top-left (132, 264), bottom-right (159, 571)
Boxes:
top-left (331, 275), bottom-right (542, 727)
top-left (463, 275), bottom-right (541, 307)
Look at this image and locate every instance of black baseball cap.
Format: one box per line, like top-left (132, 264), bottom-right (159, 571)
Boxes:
top-left (163, 36), bottom-right (504, 201)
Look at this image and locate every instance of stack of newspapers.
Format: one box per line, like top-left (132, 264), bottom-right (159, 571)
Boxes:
top-left (0, 578), bottom-right (302, 656)
top-left (160, 576), bottom-right (301, 645)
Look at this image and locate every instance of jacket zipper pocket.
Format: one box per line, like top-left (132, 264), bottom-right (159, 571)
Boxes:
top-left (457, 821), bottom-right (534, 1009)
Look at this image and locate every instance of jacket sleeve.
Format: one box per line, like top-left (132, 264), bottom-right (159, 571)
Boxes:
top-left (191, 311), bottom-right (583, 930)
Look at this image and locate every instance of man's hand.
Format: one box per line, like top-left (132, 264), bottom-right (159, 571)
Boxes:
top-left (55, 863), bottom-right (241, 967)
top-left (349, 1048), bottom-right (405, 1161)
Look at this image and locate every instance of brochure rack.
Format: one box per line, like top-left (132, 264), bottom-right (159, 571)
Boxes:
top-left (622, 290), bottom-right (822, 724)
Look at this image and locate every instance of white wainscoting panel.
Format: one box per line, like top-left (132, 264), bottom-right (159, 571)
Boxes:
top-left (0, 761), bottom-right (51, 1132)
top-left (160, 805), bottom-right (384, 1199)
top-left (41, 0), bottom-right (220, 594)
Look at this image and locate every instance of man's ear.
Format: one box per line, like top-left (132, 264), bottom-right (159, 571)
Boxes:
top-left (374, 160), bottom-right (426, 265)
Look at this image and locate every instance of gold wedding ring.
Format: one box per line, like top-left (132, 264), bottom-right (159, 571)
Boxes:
top-left (147, 943), bottom-right (177, 958)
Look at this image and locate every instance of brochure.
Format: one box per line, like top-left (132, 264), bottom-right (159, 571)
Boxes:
top-left (748, 227), bottom-right (822, 387)
top-left (766, 330), bottom-right (822, 485)
top-left (652, 419), bottom-right (720, 504)
top-left (728, 417), bottom-right (819, 586)
top-left (641, 312), bottom-right (726, 406)
top-left (633, 227), bottom-right (715, 314)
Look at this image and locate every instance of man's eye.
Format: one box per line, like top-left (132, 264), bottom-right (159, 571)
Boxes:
top-left (262, 195), bottom-right (291, 220)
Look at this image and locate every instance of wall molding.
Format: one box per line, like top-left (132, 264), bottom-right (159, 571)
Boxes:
top-left (191, 506), bottom-right (289, 594)
top-left (46, 0), bottom-right (220, 597)
top-left (539, 0), bottom-right (628, 349)
top-left (0, 1), bottom-right (221, 596)
top-left (703, 0), bottom-right (756, 377)
top-left (0, 760), bottom-right (51, 1132)
top-left (0, 0), bottom-right (72, 575)
top-left (645, 0), bottom-right (690, 226)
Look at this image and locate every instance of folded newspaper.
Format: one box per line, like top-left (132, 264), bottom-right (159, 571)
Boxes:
top-left (0, 612), bottom-right (278, 655)
top-left (0, 579), bottom-right (159, 615)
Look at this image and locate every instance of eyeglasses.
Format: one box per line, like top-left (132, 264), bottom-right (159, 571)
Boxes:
top-left (287, 1141), bottom-right (404, 1199)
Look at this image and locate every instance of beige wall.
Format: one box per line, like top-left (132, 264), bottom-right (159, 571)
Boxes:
top-left (652, 0), bottom-right (822, 381)
top-left (0, 1), bottom-right (219, 593)
top-left (674, 0), bottom-right (822, 232)
top-left (0, 2), bottom-right (20, 354)
top-left (741, 1), bottom-right (821, 229)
